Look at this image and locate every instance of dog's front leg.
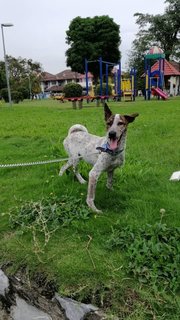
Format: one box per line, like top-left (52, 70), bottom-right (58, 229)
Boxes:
top-left (86, 167), bottom-right (102, 213)
top-left (106, 169), bottom-right (114, 189)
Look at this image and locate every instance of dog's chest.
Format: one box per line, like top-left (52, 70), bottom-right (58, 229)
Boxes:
top-left (104, 153), bottom-right (124, 170)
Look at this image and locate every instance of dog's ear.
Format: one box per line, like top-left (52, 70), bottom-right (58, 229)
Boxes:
top-left (104, 103), bottom-right (112, 121)
top-left (124, 113), bottom-right (139, 123)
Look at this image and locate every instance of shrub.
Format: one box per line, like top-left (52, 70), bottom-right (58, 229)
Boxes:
top-left (95, 83), bottom-right (112, 96)
top-left (63, 82), bottom-right (82, 98)
top-left (1, 88), bottom-right (9, 102)
top-left (11, 91), bottom-right (23, 103)
top-left (18, 86), bottom-right (29, 99)
top-left (0, 88), bottom-right (24, 103)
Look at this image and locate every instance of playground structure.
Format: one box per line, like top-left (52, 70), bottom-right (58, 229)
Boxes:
top-left (85, 58), bottom-right (136, 102)
top-left (121, 68), bottom-right (136, 101)
top-left (144, 46), bottom-right (168, 100)
top-left (52, 57), bottom-right (137, 108)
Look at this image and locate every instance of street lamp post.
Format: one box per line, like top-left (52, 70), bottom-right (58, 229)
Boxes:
top-left (1, 23), bottom-right (13, 106)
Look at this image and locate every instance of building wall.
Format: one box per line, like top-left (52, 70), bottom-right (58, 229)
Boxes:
top-left (169, 76), bottom-right (180, 96)
top-left (40, 76), bottom-right (93, 93)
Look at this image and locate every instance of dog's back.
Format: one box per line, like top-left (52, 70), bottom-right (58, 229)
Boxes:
top-left (63, 124), bottom-right (104, 165)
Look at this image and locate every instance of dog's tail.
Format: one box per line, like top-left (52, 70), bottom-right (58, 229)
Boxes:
top-left (68, 124), bottom-right (88, 136)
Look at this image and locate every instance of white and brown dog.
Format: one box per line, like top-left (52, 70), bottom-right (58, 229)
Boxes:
top-left (59, 103), bottom-right (139, 213)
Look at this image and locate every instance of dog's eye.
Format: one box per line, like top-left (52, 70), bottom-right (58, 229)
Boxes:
top-left (107, 121), bottom-right (112, 126)
top-left (117, 121), bottom-right (124, 126)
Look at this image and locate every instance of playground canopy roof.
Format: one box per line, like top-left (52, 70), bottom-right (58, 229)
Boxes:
top-left (145, 46), bottom-right (165, 59)
top-left (145, 53), bottom-right (165, 59)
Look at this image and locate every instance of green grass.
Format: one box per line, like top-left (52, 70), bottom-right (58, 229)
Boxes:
top-left (0, 97), bottom-right (180, 319)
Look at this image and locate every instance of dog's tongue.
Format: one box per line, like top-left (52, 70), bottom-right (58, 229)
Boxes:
top-left (109, 139), bottom-right (118, 150)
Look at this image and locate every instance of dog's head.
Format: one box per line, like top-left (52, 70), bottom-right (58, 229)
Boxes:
top-left (104, 103), bottom-right (139, 151)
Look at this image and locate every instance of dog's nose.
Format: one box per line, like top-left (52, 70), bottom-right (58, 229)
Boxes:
top-left (109, 131), bottom-right (117, 140)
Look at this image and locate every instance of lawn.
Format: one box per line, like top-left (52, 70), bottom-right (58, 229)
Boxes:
top-left (0, 97), bottom-right (180, 319)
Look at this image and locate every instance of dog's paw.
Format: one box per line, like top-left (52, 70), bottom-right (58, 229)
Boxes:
top-left (78, 177), bottom-right (87, 184)
top-left (106, 183), bottom-right (114, 190)
top-left (86, 199), bottom-right (102, 214)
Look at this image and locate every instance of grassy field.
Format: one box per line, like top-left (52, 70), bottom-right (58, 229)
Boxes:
top-left (0, 97), bottom-right (180, 319)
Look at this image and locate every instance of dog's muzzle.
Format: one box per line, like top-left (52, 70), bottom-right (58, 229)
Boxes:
top-left (108, 131), bottom-right (117, 140)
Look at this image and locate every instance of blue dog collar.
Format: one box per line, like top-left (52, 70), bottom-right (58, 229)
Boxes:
top-left (96, 143), bottom-right (123, 156)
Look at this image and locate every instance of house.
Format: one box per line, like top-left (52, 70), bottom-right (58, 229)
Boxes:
top-left (40, 70), bottom-right (93, 96)
top-left (151, 60), bottom-right (180, 96)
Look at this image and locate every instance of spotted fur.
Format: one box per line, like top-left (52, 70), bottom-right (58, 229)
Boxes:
top-left (59, 103), bottom-right (139, 213)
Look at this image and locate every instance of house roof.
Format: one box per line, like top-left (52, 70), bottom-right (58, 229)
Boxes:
top-left (41, 69), bottom-right (93, 81)
top-left (55, 69), bottom-right (82, 80)
top-left (170, 61), bottom-right (180, 72)
top-left (78, 72), bottom-right (93, 79)
top-left (151, 59), bottom-right (180, 76)
top-left (41, 72), bottom-right (57, 81)
top-left (45, 85), bottom-right (63, 92)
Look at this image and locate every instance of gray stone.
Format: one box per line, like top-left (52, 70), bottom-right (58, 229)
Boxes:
top-left (55, 294), bottom-right (98, 320)
top-left (0, 269), bottom-right (9, 297)
top-left (0, 269), bottom-right (110, 320)
top-left (11, 296), bottom-right (52, 320)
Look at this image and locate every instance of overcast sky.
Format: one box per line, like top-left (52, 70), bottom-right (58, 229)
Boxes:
top-left (0, 0), bottom-right (166, 74)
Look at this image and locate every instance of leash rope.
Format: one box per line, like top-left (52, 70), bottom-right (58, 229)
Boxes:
top-left (0, 152), bottom-right (100, 169)
top-left (0, 143), bottom-right (125, 169)
top-left (0, 158), bottom-right (69, 168)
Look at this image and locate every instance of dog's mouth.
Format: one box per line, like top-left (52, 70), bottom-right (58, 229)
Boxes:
top-left (108, 137), bottom-right (119, 151)
top-left (107, 127), bottom-right (126, 152)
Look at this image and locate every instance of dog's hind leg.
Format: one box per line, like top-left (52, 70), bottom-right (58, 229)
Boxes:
top-left (59, 158), bottom-right (73, 176)
top-left (59, 158), bottom-right (86, 184)
top-left (72, 158), bottom-right (86, 184)
top-left (74, 171), bottom-right (86, 184)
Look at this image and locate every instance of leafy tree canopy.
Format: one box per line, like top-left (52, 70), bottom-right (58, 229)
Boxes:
top-left (128, 0), bottom-right (180, 90)
top-left (65, 15), bottom-right (121, 80)
top-left (133, 0), bottom-right (180, 61)
top-left (0, 61), bottom-right (6, 91)
top-left (0, 56), bottom-right (42, 97)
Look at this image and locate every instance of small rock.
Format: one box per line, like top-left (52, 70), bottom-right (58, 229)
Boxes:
top-left (0, 270), bottom-right (9, 297)
top-left (11, 296), bottom-right (52, 320)
top-left (55, 294), bottom-right (98, 320)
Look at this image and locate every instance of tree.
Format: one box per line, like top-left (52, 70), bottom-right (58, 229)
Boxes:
top-left (128, 0), bottom-right (180, 90)
top-left (0, 56), bottom-right (42, 99)
top-left (0, 61), bottom-right (6, 91)
top-left (65, 16), bottom-right (121, 81)
top-left (134, 0), bottom-right (179, 61)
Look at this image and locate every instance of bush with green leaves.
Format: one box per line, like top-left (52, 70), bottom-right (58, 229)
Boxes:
top-left (63, 82), bottom-right (83, 98)
top-left (1, 88), bottom-right (9, 102)
top-left (95, 83), bottom-right (112, 96)
top-left (18, 86), bottom-right (29, 99)
top-left (0, 88), bottom-right (24, 103)
top-left (11, 90), bottom-right (24, 103)
top-left (107, 222), bottom-right (180, 292)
